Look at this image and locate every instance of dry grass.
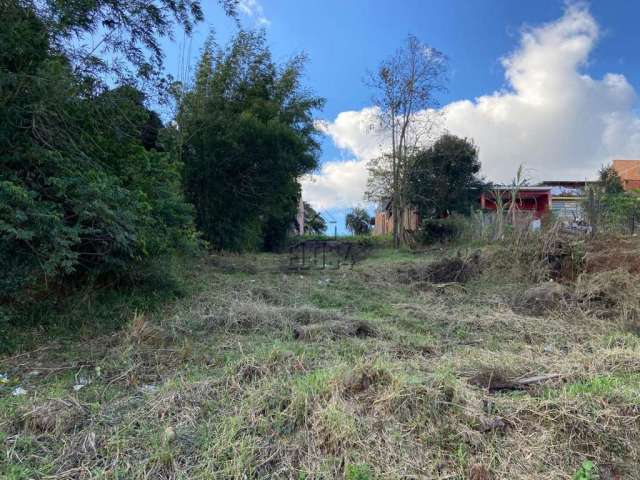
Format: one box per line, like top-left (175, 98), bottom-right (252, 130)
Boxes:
top-left (2, 243), bottom-right (640, 479)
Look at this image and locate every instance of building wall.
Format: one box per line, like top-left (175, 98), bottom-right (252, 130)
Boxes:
top-left (623, 179), bottom-right (640, 191)
top-left (551, 198), bottom-right (583, 221)
top-left (373, 207), bottom-right (420, 236)
top-left (613, 160), bottom-right (640, 191)
top-left (480, 190), bottom-right (551, 219)
top-left (374, 211), bottom-right (390, 235)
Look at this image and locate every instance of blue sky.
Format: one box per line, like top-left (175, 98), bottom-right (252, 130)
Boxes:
top-left (161, 1), bottom-right (640, 233)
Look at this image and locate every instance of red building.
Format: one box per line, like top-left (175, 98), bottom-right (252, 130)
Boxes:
top-left (612, 160), bottom-right (640, 191)
top-left (480, 187), bottom-right (552, 219)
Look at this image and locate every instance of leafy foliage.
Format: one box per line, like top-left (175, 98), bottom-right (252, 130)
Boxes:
top-left (419, 218), bottom-right (464, 244)
top-left (366, 34), bottom-right (448, 248)
top-left (408, 134), bottom-right (485, 218)
top-left (599, 165), bottom-right (624, 195)
top-left (178, 31), bottom-right (324, 251)
top-left (346, 208), bottom-right (372, 235)
top-left (304, 202), bottom-right (327, 235)
top-left (0, 2), bottom-right (196, 303)
top-left (573, 460), bottom-right (597, 480)
top-left (18, 0), bottom-right (237, 84)
top-left (584, 164), bottom-right (640, 234)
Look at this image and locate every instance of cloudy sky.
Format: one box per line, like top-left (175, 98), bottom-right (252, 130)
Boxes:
top-left (164, 0), bottom-right (640, 230)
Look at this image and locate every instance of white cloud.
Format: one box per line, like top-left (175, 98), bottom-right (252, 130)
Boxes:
top-left (304, 3), bottom-right (640, 209)
top-left (238, 0), bottom-right (271, 27)
top-left (315, 107), bottom-right (385, 161)
top-left (301, 159), bottom-right (369, 210)
top-left (301, 108), bottom-right (385, 210)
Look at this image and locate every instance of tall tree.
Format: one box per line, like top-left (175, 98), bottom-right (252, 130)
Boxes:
top-left (408, 135), bottom-right (484, 218)
top-left (367, 35), bottom-right (447, 248)
top-left (178, 31), bottom-right (324, 251)
top-left (599, 164), bottom-right (624, 194)
top-left (345, 208), bottom-right (372, 235)
top-left (304, 202), bottom-right (327, 235)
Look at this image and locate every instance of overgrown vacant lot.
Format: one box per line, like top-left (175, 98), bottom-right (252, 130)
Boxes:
top-left (2, 242), bottom-right (640, 479)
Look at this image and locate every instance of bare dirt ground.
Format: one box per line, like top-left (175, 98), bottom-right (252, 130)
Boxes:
top-left (2, 241), bottom-right (640, 479)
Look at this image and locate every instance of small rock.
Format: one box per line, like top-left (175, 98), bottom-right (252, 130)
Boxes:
top-left (0, 373), bottom-right (8, 384)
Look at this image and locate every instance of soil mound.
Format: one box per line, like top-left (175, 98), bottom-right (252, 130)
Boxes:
top-left (584, 237), bottom-right (640, 275)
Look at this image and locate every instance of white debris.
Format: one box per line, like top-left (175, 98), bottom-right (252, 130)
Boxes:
top-left (140, 384), bottom-right (158, 394)
top-left (73, 377), bottom-right (90, 391)
top-left (12, 387), bottom-right (27, 396)
top-left (0, 373), bottom-right (8, 384)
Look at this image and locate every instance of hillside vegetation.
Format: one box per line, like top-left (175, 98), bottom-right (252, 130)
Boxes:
top-left (2, 237), bottom-right (640, 479)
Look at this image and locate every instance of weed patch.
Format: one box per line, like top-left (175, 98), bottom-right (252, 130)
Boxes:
top-left (3, 246), bottom-right (640, 478)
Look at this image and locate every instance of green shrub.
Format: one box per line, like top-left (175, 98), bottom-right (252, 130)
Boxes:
top-left (345, 463), bottom-right (373, 480)
top-left (573, 460), bottom-right (597, 480)
top-left (0, 4), bottom-right (197, 306)
top-left (418, 218), bottom-right (465, 245)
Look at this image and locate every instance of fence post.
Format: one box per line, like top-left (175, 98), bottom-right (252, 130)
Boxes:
top-left (322, 243), bottom-right (326, 269)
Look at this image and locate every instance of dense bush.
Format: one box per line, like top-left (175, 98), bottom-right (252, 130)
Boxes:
top-left (418, 218), bottom-right (466, 244)
top-left (0, 3), bottom-right (197, 304)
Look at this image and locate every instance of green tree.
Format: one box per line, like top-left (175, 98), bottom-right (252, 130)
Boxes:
top-left (178, 31), bottom-right (324, 251)
top-left (599, 164), bottom-right (624, 194)
top-left (346, 208), bottom-right (372, 235)
top-left (408, 134), bottom-right (484, 218)
top-left (16, 0), bottom-right (237, 83)
top-left (0, 2), bottom-right (195, 301)
top-left (304, 202), bottom-right (327, 235)
top-left (367, 34), bottom-right (448, 248)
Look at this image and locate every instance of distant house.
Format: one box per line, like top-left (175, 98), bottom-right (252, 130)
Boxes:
top-left (480, 187), bottom-right (552, 220)
top-left (373, 200), bottom-right (420, 236)
top-left (612, 160), bottom-right (640, 190)
top-left (538, 180), bottom-right (595, 221)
